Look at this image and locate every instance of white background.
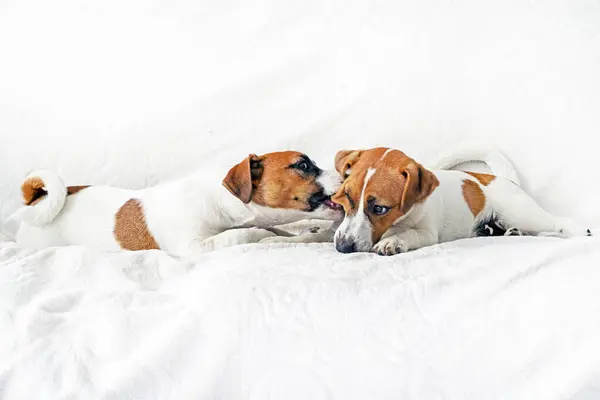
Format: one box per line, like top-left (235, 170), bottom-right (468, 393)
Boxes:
top-left (1, 0), bottom-right (599, 232)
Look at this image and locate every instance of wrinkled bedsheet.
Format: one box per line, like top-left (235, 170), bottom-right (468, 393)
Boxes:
top-left (1, 236), bottom-right (600, 400)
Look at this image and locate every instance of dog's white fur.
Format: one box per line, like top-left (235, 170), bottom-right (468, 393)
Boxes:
top-left (12, 166), bottom-right (343, 256)
top-left (334, 146), bottom-right (591, 255)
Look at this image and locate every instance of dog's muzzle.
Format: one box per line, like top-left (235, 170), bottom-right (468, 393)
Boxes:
top-left (335, 236), bottom-right (356, 253)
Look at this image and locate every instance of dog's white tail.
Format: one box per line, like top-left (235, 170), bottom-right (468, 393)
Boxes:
top-left (11, 170), bottom-right (68, 226)
top-left (432, 144), bottom-right (521, 186)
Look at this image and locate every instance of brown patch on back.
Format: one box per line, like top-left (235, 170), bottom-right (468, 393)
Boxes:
top-left (114, 199), bottom-right (160, 251)
top-left (462, 179), bottom-right (486, 217)
top-left (465, 172), bottom-right (496, 186)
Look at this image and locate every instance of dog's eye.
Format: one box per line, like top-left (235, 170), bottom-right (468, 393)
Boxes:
top-left (297, 161), bottom-right (309, 171)
top-left (372, 205), bottom-right (390, 215)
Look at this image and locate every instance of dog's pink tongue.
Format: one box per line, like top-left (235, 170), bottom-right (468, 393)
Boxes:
top-left (324, 199), bottom-right (341, 210)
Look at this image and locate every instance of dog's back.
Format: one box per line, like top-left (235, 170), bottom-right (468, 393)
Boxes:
top-left (16, 185), bottom-right (137, 251)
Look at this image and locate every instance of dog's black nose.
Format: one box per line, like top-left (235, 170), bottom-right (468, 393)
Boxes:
top-left (336, 238), bottom-right (356, 253)
top-left (308, 190), bottom-right (329, 211)
top-left (311, 191), bottom-right (328, 203)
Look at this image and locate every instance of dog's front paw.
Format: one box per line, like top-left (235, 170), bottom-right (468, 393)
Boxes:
top-left (504, 227), bottom-right (524, 236)
top-left (372, 237), bottom-right (407, 256)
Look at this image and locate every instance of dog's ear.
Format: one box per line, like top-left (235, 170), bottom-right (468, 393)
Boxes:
top-left (400, 162), bottom-right (439, 214)
top-left (222, 154), bottom-right (263, 203)
top-left (334, 150), bottom-right (361, 177)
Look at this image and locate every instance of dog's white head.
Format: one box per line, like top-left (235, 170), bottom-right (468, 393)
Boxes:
top-left (331, 148), bottom-right (439, 253)
top-left (223, 151), bottom-right (344, 223)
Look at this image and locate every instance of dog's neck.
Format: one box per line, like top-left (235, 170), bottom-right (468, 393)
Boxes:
top-left (178, 171), bottom-right (313, 234)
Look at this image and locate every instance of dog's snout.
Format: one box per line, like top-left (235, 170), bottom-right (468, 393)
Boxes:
top-left (336, 237), bottom-right (356, 253)
top-left (308, 191), bottom-right (329, 210)
top-left (311, 191), bottom-right (328, 203)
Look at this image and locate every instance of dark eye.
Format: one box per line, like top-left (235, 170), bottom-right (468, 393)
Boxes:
top-left (372, 205), bottom-right (390, 215)
top-left (297, 161), bottom-right (309, 171)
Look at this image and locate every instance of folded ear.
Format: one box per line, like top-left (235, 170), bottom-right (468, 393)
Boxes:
top-left (222, 154), bottom-right (262, 203)
top-left (334, 150), bottom-right (361, 177)
top-left (330, 185), bottom-right (346, 206)
top-left (400, 162), bottom-right (439, 213)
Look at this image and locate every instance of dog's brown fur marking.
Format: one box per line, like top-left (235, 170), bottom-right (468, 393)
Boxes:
top-left (114, 199), bottom-right (160, 251)
top-left (22, 176), bottom-right (91, 206)
top-left (462, 179), bottom-right (486, 217)
top-left (67, 185), bottom-right (90, 195)
top-left (465, 172), bottom-right (496, 186)
top-left (22, 177), bottom-right (47, 205)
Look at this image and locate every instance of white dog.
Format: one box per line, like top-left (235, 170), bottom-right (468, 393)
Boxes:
top-left (331, 146), bottom-right (592, 255)
top-left (12, 151), bottom-right (343, 256)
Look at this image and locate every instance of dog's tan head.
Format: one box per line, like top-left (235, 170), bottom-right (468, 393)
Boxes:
top-left (223, 151), bottom-right (343, 221)
top-left (330, 147), bottom-right (439, 253)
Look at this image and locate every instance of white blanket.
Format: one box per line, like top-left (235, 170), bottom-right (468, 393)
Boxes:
top-left (2, 236), bottom-right (600, 399)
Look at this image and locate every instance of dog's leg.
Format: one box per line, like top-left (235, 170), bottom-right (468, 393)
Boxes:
top-left (474, 216), bottom-right (525, 237)
top-left (372, 225), bottom-right (438, 256)
top-left (474, 216), bottom-right (508, 237)
top-left (488, 181), bottom-right (592, 238)
top-left (259, 221), bottom-right (341, 245)
top-left (182, 227), bottom-right (277, 255)
top-left (263, 227), bottom-right (296, 237)
top-left (259, 227), bottom-right (335, 244)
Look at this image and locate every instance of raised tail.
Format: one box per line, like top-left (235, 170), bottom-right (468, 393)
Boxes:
top-left (10, 170), bottom-right (68, 226)
top-left (432, 143), bottom-right (521, 186)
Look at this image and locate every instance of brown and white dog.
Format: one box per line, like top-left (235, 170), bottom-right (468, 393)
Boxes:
top-left (331, 147), bottom-right (592, 255)
top-left (11, 151), bottom-right (343, 256)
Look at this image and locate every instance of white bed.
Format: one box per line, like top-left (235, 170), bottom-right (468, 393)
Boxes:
top-left (1, 0), bottom-right (600, 398)
top-left (1, 236), bottom-right (600, 399)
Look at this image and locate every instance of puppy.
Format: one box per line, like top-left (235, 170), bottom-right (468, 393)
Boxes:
top-left (331, 147), bottom-right (592, 255)
top-left (12, 151), bottom-right (343, 256)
